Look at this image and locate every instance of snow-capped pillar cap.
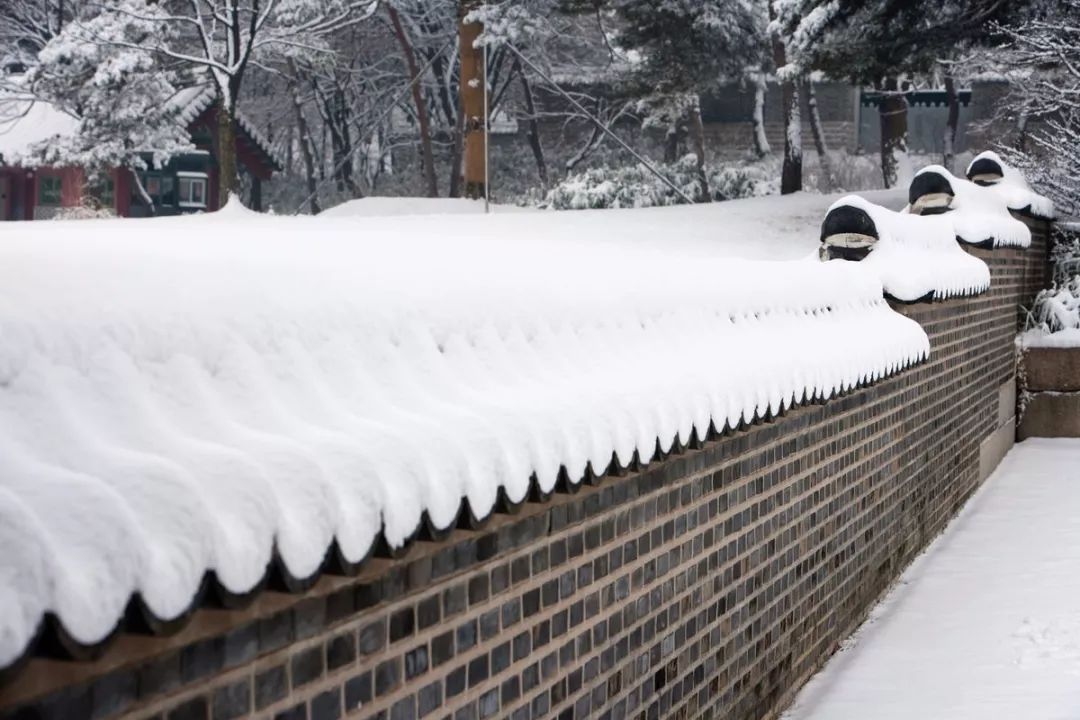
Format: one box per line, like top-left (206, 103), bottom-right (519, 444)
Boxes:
top-left (909, 166), bottom-right (955, 215)
top-left (966, 151), bottom-right (1005, 186)
top-left (820, 195), bottom-right (879, 261)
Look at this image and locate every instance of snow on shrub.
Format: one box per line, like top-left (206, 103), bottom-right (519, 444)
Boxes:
top-left (0, 208), bottom-right (930, 664)
top-left (545, 155), bottom-right (775, 210)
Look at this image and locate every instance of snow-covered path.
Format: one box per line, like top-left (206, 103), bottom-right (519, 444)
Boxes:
top-left (784, 439), bottom-right (1080, 720)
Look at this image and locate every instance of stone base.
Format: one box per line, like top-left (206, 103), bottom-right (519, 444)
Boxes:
top-left (1019, 392), bottom-right (1080, 440)
top-left (1022, 347), bottom-right (1080, 392)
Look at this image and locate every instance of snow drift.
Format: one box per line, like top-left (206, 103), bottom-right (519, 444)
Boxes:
top-left (0, 203), bottom-right (930, 667)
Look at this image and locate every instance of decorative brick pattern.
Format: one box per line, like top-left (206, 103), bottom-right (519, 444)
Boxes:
top-left (0, 227), bottom-right (1049, 720)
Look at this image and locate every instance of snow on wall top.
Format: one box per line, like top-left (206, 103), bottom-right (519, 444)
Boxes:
top-left (966, 150), bottom-right (1056, 219)
top-left (0, 87), bottom-right (78, 165)
top-left (906, 165), bottom-right (1032, 249)
top-left (828, 194), bottom-right (992, 302)
top-left (0, 205), bottom-right (930, 667)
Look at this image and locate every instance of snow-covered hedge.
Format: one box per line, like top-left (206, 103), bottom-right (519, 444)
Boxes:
top-left (545, 155), bottom-right (776, 210)
top-left (0, 203), bottom-right (930, 666)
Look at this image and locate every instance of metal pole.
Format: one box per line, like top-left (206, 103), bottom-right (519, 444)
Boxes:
top-left (483, 37), bottom-right (490, 214)
top-left (503, 42), bottom-right (695, 205)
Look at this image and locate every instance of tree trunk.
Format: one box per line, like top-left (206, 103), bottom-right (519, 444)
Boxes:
top-left (686, 97), bottom-right (710, 202)
top-left (388, 7), bottom-right (438, 198)
top-left (216, 98), bottom-right (239, 207)
top-left (943, 75), bottom-right (959, 172)
top-left (516, 60), bottom-right (549, 191)
top-left (771, 34), bottom-right (801, 194)
top-left (1016, 112), bottom-right (1029, 152)
top-left (878, 77), bottom-right (909, 189)
top-left (290, 83), bottom-right (321, 214)
top-left (566, 118), bottom-right (605, 173)
top-left (806, 80), bottom-right (834, 191)
top-left (459, 1), bottom-right (486, 200)
top-left (448, 103), bottom-right (465, 198)
top-left (751, 71), bottom-right (771, 158)
top-left (250, 176), bottom-right (262, 212)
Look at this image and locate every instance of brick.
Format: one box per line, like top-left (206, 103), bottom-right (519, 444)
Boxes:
top-left (291, 645), bottom-right (324, 688)
top-left (457, 619), bottom-right (477, 651)
top-left (418, 680), bottom-right (443, 718)
top-left (417, 594), bottom-right (441, 630)
top-left (375, 659), bottom-right (401, 697)
top-left (344, 671), bottom-right (372, 711)
top-left (389, 608), bottom-right (415, 643)
top-left (390, 695), bottom-right (416, 720)
top-left (254, 665), bottom-right (288, 710)
top-left (211, 680), bottom-right (250, 720)
top-left (404, 644), bottom-right (429, 680)
top-left (90, 668), bottom-right (136, 719)
top-left (326, 632), bottom-right (356, 671)
top-left (358, 618), bottom-right (386, 655)
top-left (310, 689), bottom-right (341, 720)
top-left (168, 697), bottom-right (209, 720)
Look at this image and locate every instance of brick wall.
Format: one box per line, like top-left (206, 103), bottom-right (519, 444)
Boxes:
top-left (0, 225), bottom-right (1049, 720)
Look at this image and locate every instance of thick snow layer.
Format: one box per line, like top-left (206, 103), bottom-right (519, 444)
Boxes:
top-left (0, 202), bottom-right (929, 666)
top-left (0, 88), bottom-right (78, 164)
top-left (783, 439), bottom-right (1080, 720)
top-left (826, 195), bottom-right (992, 301)
top-left (906, 165), bottom-right (1032, 248)
top-left (966, 150), bottom-right (1056, 219)
top-left (320, 197), bottom-right (534, 218)
top-left (1019, 328), bottom-right (1080, 348)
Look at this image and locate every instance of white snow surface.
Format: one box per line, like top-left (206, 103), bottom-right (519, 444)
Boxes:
top-left (906, 165), bottom-right (1032, 248)
top-left (783, 439), bottom-right (1080, 720)
top-left (0, 196), bottom-right (931, 666)
top-left (826, 195), bottom-right (992, 301)
top-left (1020, 328), bottom-right (1080, 348)
top-left (966, 150), bottom-right (1056, 219)
top-left (319, 197), bottom-right (535, 218)
top-left (0, 87), bottom-right (79, 165)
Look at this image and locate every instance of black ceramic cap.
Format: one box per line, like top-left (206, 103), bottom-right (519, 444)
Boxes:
top-left (967, 156), bottom-right (1004, 185)
top-left (908, 170), bottom-right (954, 213)
top-left (820, 204), bottom-right (879, 244)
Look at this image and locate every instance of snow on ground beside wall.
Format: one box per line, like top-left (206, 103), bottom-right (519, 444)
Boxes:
top-left (827, 195), bottom-right (992, 301)
top-left (319, 197), bottom-right (535, 218)
top-left (783, 439), bottom-right (1080, 720)
top-left (0, 197), bottom-right (930, 666)
top-left (318, 188), bottom-right (909, 261)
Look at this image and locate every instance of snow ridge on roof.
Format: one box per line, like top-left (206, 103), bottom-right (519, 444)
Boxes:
top-left (170, 84), bottom-right (284, 170)
top-left (0, 86), bottom-right (79, 165)
top-left (905, 165), bottom-right (1033, 249)
top-left (0, 210), bottom-right (929, 666)
top-left (966, 150), bottom-right (1056, 220)
top-left (829, 194), bottom-right (993, 302)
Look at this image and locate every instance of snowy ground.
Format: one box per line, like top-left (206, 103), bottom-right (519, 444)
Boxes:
top-left (319, 188), bottom-right (907, 261)
top-left (783, 439), bottom-right (1080, 720)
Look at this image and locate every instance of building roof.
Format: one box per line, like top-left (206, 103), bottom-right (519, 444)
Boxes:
top-left (0, 82), bottom-right (282, 172)
top-left (170, 84), bottom-right (284, 171)
top-left (0, 88), bottom-right (78, 165)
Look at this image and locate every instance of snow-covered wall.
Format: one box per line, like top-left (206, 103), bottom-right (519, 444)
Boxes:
top-left (0, 179), bottom-right (1054, 720)
top-left (0, 202), bottom-right (930, 668)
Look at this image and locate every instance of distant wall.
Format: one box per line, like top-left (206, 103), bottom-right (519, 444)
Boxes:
top-left (0, 223), bottom-right (1050, 720)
